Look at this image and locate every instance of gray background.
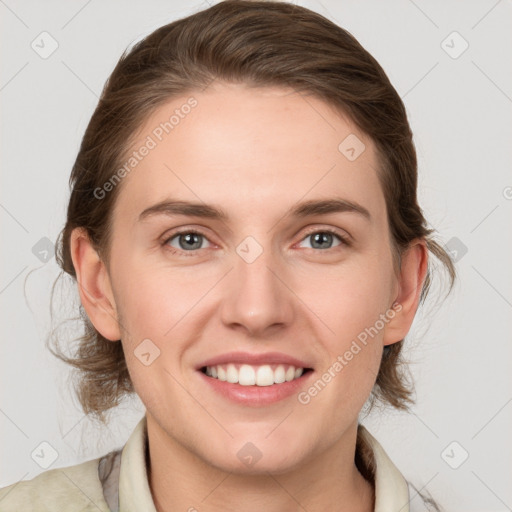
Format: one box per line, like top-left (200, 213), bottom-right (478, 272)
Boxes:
top-left (1, 0), bottom-right (511, 510)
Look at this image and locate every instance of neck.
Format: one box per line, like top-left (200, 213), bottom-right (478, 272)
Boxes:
top-left (146, 416), bottom-right (374, 512)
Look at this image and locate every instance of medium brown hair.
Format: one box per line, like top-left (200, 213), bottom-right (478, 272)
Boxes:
top-left (50, 0), bottom-right (456, 428)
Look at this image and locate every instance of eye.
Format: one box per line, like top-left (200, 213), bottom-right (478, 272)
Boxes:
top-left (163, 230), bottom-right (212, 255)
top-left (161, 227), bottom-right (351, 257)
top-left (297, 228), bottom-right (351, 250)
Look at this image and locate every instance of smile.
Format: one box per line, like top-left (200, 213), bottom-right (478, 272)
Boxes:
top-left (202, 363), bottom-right (311, 386)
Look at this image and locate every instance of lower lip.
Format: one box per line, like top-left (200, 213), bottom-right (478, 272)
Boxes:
top-left (198, 370), bottom-right (314, 406)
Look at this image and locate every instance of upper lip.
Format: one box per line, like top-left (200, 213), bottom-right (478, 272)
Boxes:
top-left (197, 351), bottom-right (313, 370)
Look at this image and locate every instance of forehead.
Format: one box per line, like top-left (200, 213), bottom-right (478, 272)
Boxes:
top-left (112, 82), bottom-right (386, 228)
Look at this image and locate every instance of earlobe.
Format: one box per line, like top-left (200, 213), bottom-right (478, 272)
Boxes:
top-left (383, 239), bottom-right (429, 346)
top-left (70, 227), bottom-right (121, 341)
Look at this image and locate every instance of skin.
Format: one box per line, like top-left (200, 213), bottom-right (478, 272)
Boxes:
top-left (71, 82), bottom-right (428, 512)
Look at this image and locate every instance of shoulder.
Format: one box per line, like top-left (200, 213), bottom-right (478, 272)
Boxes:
top-left (0, 457), bottom-right (111, 512)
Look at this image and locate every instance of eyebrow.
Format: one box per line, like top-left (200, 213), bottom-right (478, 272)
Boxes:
top-left (138, 197), bottom-right (371, 223)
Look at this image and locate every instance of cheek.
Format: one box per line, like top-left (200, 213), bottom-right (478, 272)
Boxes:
top-left (110, 262), bottom-right (197, 407)
top-left (299, 272), bottom-right (388, 423)
top-left (111, 254), bottom-right (202, 338)
top-left (299, 259), bottom-right (392, 396)
top-left (301, 258), bottom-right (394, 342)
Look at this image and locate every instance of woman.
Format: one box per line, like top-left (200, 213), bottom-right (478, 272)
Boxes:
top-left (0, 1), bottom-right (455, 510)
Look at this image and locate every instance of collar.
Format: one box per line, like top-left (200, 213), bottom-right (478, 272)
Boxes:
top-left (357, 424), bottom-right (410, 511)
top-left (118, 416), bottom-right (410, 512)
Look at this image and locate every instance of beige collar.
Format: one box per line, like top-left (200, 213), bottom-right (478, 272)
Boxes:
top-left (358, 424), bottom-right (410, 511)
top-left (118, 416), bottom-right (410, 512)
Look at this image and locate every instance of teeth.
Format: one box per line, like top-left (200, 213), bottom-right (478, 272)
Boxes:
top-left (256, 365), bottom-right (274, 386)
top-left (226, 364), bottom-right (239, 384)
top-left (239, 364), bottom-right (255, 386)
top-left (204, 364), bottom-right (306, 386)
top-left (217, 366), bottom-right (227, 381)
top-left (274, 365), bottom-right (286, 384)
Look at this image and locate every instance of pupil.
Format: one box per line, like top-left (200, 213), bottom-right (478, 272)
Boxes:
top-left (312, 232), bottom-right (331, 249)
top-left (180, 233), bottom-right (201, 250)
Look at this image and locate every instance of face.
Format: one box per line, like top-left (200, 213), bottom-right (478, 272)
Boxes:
top-left (99, 82), bottom-right (402, 473)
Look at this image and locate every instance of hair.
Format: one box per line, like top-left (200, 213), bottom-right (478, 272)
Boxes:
top-left (49, 2), bottom-right (453, 506)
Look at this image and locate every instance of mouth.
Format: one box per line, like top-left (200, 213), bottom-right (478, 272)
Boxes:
top-left (196, 351), bottom-right (315, 405)
top-left (200, 363), bottom-right (313, 386)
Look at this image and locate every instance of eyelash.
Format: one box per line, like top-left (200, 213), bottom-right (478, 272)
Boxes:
top-left (161, 227), bottom-right (351, 257)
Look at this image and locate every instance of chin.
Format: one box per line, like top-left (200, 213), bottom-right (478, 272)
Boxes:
top-left (201, 437), bottom-right (309, 476)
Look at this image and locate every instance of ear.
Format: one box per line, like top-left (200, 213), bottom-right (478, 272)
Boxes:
top-left (383, 239), bottom-right (429, 346)
top-left (70, 227), bottom-right (121, 341)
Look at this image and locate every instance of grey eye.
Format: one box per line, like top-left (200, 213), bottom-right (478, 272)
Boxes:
top-left (299, 231), bottom-right (343, 250)
top-left (167, 232), bottom-right (209, 251)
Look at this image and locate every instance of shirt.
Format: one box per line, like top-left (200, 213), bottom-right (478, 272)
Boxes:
top-left (0, 415), bottom-right (431, 511)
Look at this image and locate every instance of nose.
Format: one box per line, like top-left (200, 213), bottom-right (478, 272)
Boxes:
top-left (219, 241), bottom-right (294, 337)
